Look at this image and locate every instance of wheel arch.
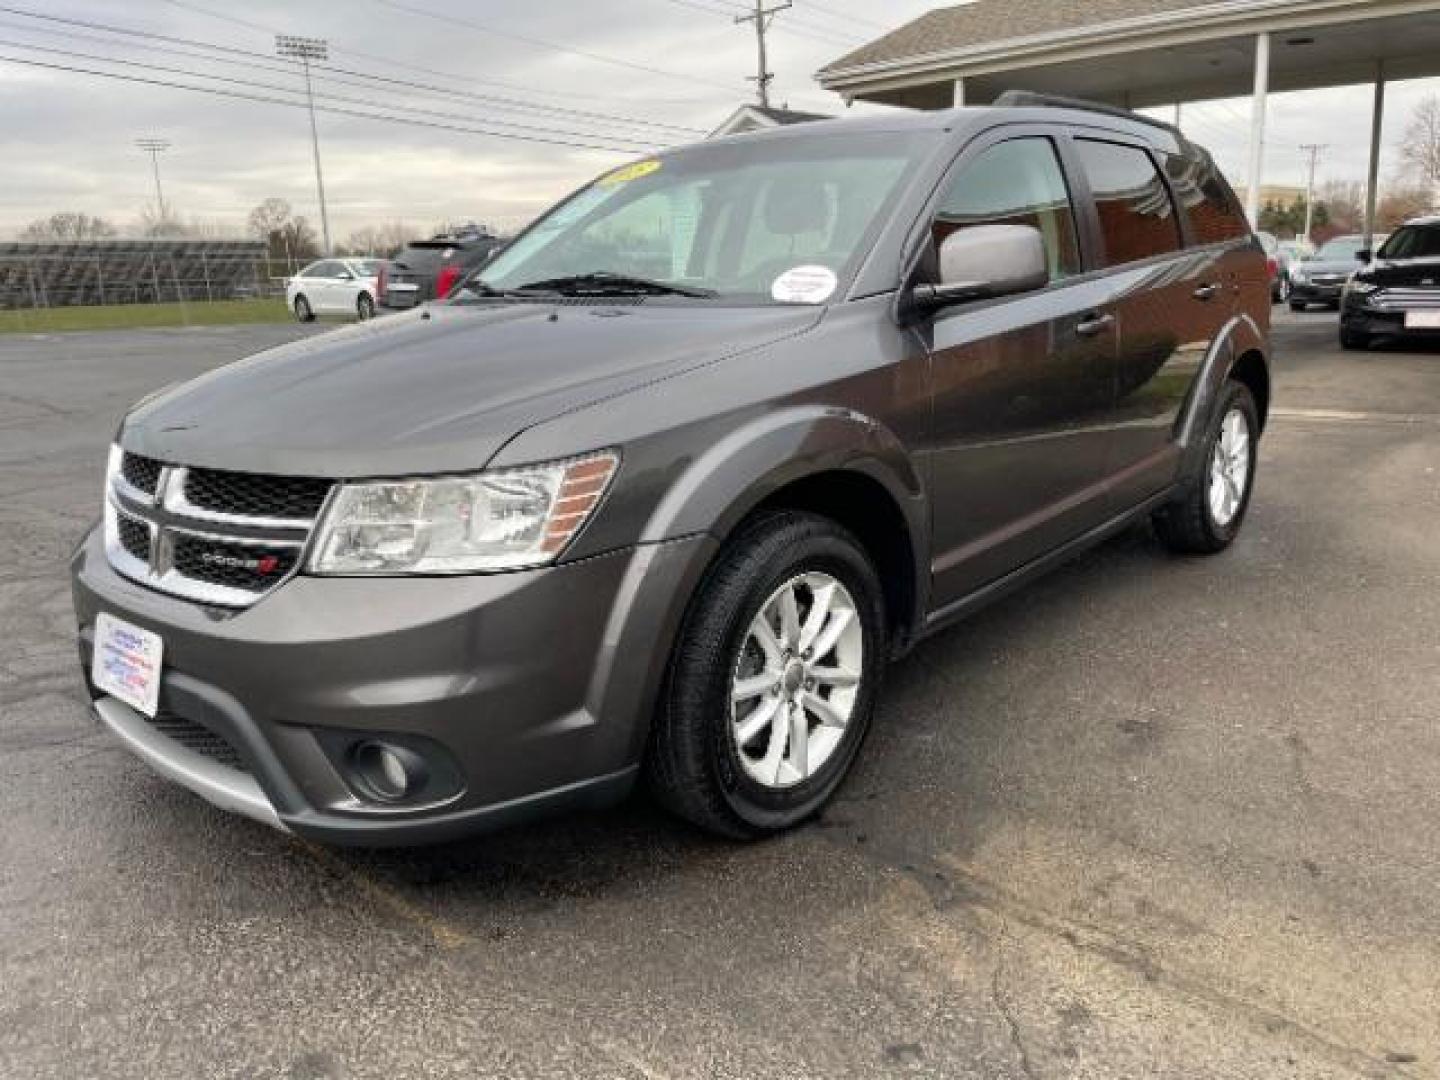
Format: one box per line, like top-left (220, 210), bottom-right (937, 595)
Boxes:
top-left (1175, 313), bottom-right (1269, 478)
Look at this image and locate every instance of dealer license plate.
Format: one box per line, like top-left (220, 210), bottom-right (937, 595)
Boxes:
top-left (91, 613), bottom-right (163, 717)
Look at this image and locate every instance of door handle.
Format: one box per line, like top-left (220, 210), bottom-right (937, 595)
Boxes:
top-left (1075, 313), bottom-right (1115, 337)
top-left (1193, 283), bottom-right (1223, 301)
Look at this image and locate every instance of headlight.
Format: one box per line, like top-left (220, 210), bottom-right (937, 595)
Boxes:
top-left (1290, 268), bottom-right (1308, 284)
top-left (308, 452), bottom-right (618, 575)
top-left (1345, 278), bottom-right (1378, 296)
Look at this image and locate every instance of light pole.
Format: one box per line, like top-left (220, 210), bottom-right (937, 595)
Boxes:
top-left (1299, 143), bottom-right (1328, 244)
top-left (275, 34), bottom-right (332, 257)
top-left (135, 138), bottom-right (170, 220)
top-left (735, 0), bottom-right (791, 108)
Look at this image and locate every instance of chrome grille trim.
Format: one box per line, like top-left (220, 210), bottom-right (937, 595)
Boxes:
top-left (1368, 288), bottom-right (1440, 311)
top-left (103, 451), bottom-right (332, 609)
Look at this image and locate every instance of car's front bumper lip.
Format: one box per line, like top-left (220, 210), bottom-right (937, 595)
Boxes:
top-left (72, 525), bottom-right (714, 845)
top-left (93, 695), bottom-right (285, 830)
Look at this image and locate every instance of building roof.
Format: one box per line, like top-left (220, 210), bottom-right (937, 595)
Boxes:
top-left (821, 0), bottom-right (1215, 73)
top-left (708, 103), bottom-right (832, 138)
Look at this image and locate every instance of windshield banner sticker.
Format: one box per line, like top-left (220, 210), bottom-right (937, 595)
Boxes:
top-left (599, 159), bottom-right (662, 188)
top-left (771, 265), bottom-right (837, 304)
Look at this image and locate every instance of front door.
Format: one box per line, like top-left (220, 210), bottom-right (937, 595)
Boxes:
top-left (923, 133), bottom-right (1120, 610)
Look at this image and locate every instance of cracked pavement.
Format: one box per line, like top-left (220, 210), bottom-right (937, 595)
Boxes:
top-left (1, 311), bottom-right (1437, 1078)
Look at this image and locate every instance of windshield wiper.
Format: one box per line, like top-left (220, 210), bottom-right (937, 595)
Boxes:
top-left (512, 272), bottom-right (718, 299)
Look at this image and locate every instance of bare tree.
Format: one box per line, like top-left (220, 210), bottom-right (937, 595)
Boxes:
top-left (1316, 179), bottom-right (1365, 237)
top-left (1400, 94), bottom-right (1440, 196)
top-left (20, 211), bottom-right (117, 241)
top-left (246, 198), bottom-right (292, 241)
top-left (137, 203), bottom-right (188, 238)
top-left (340, 221), bottom-right (423, 257)
top-left (1377, 183), bottom-right (1435, 231)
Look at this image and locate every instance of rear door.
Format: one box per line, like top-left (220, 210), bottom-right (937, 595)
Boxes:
top-left (308, 260), bottom-right (346, 311)
top-left (923, 128), bottom-right (1121, 609)
top-left (1067, 135), bottom-right (1234, 511)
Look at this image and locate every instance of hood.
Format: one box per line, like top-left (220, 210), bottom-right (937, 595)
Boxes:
top-left (121, 301), bottom-right (821, 477)
top-left (1297, 257), bottom-right (1362, 279)
top-left (1359, 255), bottom-right (1440, 288)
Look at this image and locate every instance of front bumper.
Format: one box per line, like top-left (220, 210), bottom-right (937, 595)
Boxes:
top-left (72, 526), bottom-right (714, 845)
top-left (1289, 280), bottom-right (1345, 305)
top-left (1340, 295), bottom-right (1440, 339)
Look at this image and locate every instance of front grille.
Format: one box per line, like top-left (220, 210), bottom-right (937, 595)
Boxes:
top-left (144, 709), bottom-right (249, 773)
top-left (105, 456), bottom-right (318, 607)
top-left (116, 512), bottom-right (150, 562)
top-left (172, 534), bottom-right (301, 594)
top-left (1371, 288), bottom-right (1440, 311)
top-left (121, 452), bottom-right (163, 495)
top-left (183, 467), bottom-right (330, 521)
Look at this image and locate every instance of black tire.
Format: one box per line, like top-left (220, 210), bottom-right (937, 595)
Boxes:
top-left (1288, 300), bottom-right (1306, 313)
top-left (647, 511), bottom-right (887, 839)
top-left (356, 293), bottom-right (375, 321)
top-left (1153, 380), bottom-right (1259, 555)
top-left (293, 295), bottom-right (315, 323)
top-left (1340, 325), bottom-right (1370, 351)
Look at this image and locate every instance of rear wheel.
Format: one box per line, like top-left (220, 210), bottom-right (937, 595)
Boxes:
top-left (356, 293), bottom-right (375, 321)
top-left (648, 512), bottom-right (886, 838)
top-left (1153, 381), bottom-right (1258, 555)
top-left (293, 295), bottom-right (315, 323)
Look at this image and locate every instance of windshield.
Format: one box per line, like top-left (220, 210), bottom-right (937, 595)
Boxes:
top-left (1378, 225), bottom-right (1440, 260)
top-left (474, 132), bottom-right (932, 304)
top-left (1316, 238), bottom-right (1366, 261)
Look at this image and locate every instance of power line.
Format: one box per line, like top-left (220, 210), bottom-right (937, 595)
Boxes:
top-left (0, 4), bottom-right (704, 136)
top-left (794, 1), bottom-right (893, 33)
top-left (368, 0), bottom-right (745, 92)
top-left (657, 0), bottom-right (865, 47)
top-left (156, 0), bottom-right (720, 107)
top-left (0, 37), bottom-right (666, 149)
top-left (0, 52), bottom-right (651, 154)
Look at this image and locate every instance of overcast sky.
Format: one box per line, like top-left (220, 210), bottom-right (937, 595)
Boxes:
top-left (0, 0), bottom-right (1436, 242)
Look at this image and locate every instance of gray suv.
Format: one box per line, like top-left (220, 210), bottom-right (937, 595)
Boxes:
top-left (72, 97), bottom-right (1270, 844)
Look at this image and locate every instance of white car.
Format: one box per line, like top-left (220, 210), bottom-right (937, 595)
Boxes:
top-left (286, 258), bottom-right (384, 322)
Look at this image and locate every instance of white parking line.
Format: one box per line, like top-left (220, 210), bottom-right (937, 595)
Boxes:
top-left (1270, 407), bottom-right (1438, 426)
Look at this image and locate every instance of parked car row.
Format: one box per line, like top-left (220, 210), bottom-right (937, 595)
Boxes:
top-left (284, 227), bottom-right (504, 323)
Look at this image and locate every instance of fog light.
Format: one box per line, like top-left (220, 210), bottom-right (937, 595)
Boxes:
top-left (350, 741), bottom-right (427, 802)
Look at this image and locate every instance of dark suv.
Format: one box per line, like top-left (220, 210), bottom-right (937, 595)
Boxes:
top-left (378, 226), bottom-right (503, 311)
top-left (1340, 216), bottom-right (1440, 349)
top-left (72, 98), bottom-right (1270, 845)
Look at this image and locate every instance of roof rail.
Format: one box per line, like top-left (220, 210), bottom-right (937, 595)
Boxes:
top-left (992, 90), bottom-right (1180, 138)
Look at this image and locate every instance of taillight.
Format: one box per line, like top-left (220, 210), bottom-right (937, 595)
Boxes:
top-left (376, 262), bottom-right (388, 303)
top-left (1267, 257), bottom-right (1278, 277)
top-left (435, 264), bottom-right (462, 299)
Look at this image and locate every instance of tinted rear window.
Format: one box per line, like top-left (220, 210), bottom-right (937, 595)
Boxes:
top-left (1165, 153), bottom-right (1250, 244)
top-left (1075, 139), bottom-right (1183, 266)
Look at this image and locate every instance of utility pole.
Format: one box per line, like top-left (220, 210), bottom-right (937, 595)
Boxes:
top-left (276, 34), bottom-right (333, 256)
top-left (135, 138), bottom-right (171, 221)
top-left (735, 0), bottom-right (791, 108)
top-left (1299, 142), bottom-right (1328, 243)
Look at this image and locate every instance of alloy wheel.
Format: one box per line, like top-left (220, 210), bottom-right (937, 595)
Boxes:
top-left (1208, 408), bottom-right (1251, 527)
top-left (730, 572), bottom-right (864, 789)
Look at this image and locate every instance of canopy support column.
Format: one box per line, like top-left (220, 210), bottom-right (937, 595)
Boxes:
top-left (1364, 64), bottom-right (1387, 252)
top-left (952, 78), bottom-right (965, 107)
top-left (1245, 30), bottom-right (1271, 226)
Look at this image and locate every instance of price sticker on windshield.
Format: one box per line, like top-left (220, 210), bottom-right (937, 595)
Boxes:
top-left (599, 159), bottom-right (662, 188)
top-left (771, 265), bottom-right (838, 304)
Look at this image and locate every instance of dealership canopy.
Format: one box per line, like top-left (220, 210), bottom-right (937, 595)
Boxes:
top-left (818, 0), bottom-right (1440, 242)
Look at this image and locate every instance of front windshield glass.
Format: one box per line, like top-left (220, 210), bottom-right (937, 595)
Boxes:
top-left (1378, 225), bottom-right (1440, 260)
top-left (1316, 238), bottom-right (1366, 261)
top-left (473, 131), bottom-right (932, 304)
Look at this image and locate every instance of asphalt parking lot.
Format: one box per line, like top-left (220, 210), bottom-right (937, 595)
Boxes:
top-left (2, 310), bottom-right (1437, 1079)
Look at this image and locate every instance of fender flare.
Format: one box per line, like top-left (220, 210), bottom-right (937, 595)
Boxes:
top-left (638, 405), bottom-right (928, 555)
top-left (1174, 312), bottom-right (1268, 480)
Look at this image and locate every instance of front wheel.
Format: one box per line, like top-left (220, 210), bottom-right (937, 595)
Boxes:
top-left (647, 512), bottom-right (887, 838)
top-left (1340, 324), bottom-right (1371, 351)
top-left (1153, 381), bottom-right (1259, 555)
top-left (293, 295), bottom-right (315, 323)
top-left (1289, 299), bottom-right (1306, 313)
top-left (356, 293), bottom-right (375, 321)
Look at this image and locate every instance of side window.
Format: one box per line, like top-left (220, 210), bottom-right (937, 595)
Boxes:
top-left (932, 137), bottom-right (1082, 283)
top-left (308, 261), bottom-right (341, 278)
top-left (1075, 139), bottom-right (1183, 265)
top-left (1164, 152), bottom-right (1249, 245)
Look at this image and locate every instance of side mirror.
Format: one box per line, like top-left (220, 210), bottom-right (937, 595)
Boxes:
top-left (1355, 249), bottom-right (1371, 262)
top-left (912, 225), bottom-right (1049, 310)
top-left (336, 270), bottom-right (355, 280)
